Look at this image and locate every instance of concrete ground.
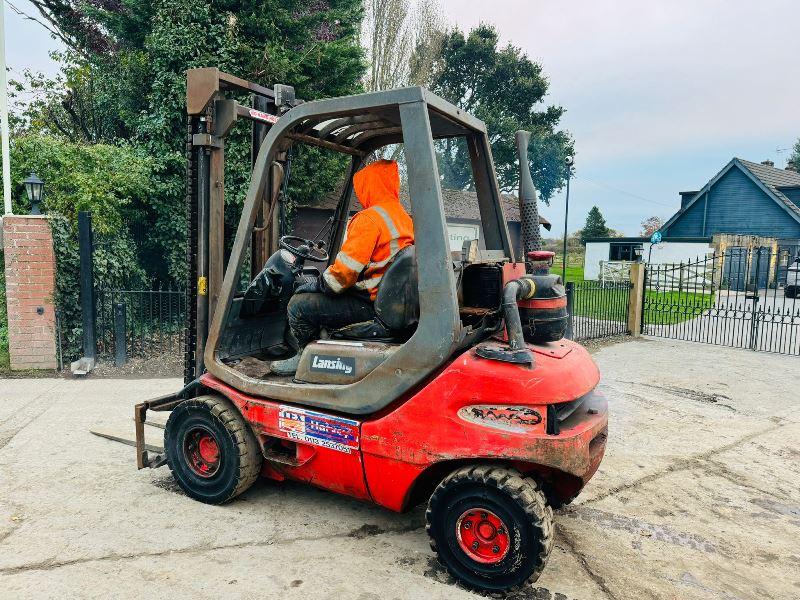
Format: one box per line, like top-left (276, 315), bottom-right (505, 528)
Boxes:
top-left (1, 338), bottom-right (799, 600)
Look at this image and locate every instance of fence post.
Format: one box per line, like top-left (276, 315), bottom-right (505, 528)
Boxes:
top-left (628, 262), bottom-right (646, 337)
top-left (565, 281), bottom-right (575, 340)
top-left (78, 211), bottom-right (97, 364)
top-left (114, 302), bottom-right (127, 367)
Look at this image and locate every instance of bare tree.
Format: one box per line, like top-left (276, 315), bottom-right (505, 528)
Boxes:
top-left (408, 0), bottom-right (446, 87)
top-left (640, 216), bottom-right (664, 237)
top-left (362, 0), bottom-right (446, 92)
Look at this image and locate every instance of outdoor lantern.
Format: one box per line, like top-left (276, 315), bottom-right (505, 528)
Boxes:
top-left (23, 172), bottom-right (45, 215)
top-left (634, 246), bottom-right (644, 262)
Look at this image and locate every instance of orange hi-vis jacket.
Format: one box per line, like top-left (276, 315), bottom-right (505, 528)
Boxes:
top-left (322, 160), bottom-right (414, 300)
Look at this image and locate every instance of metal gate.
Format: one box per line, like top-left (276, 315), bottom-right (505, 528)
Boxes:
top-left (643, 247), bottom-right (800, 355)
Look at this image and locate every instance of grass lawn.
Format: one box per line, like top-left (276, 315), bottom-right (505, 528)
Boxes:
top-left (570, 282), bottom-right (714, 325)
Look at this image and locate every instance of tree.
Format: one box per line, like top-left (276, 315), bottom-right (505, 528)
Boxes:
top-left (428, 24), bottom-right (573, 201)
top-left (362, 0), bottom-right (445, 92)
top-left (581, 206), bottom-right (610, 244)
top-left (640, 216), bottom-right (664, 237)
top-left (790, 138), bottom-right (800, 171)
top-left (16, 0), bottom-right (366, 280)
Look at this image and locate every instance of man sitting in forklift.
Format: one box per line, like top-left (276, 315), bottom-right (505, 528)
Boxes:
top-left (271, 159), bottom-right (414, 375)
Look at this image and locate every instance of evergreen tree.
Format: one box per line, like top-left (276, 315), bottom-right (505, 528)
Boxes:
top-left (581, 206), bottom-right (610, 244)
top-left (428, 24), bottom-right (573, 201)
top-left (790, 138), bottom-right (800, 171)
top-left (16, 0), bottom-right (365, 280)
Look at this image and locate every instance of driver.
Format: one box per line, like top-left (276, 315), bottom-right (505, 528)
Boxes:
top-left (271, 159), bottom-right (414, 375)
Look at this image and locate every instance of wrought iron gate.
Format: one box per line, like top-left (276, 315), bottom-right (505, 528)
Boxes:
top-left (643, 247), bottom-right (800, 355)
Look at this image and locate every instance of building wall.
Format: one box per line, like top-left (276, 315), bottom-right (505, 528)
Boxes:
top-left (645, 241), bottom-right (713, 264)
top-left (780, 187), bottom-right (800, 208)
top-left (584, 243), bottom-right (611, 279)
top-left (583, 241), bottom-right (713, 280)
top-left (666, 167), bottom-right (800, 239)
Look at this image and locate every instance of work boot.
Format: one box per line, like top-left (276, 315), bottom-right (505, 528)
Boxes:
top-left (270, 353), bottom-right (302, 376)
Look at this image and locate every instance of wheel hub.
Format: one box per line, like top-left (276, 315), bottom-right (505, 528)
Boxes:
top-left (455, 509), bottom-right (510, 564)
top-left (183, 427), bottom-right (221, 478)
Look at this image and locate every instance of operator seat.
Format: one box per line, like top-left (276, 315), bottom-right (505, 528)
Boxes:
top-left (331, 245), bottom-right (419, 341)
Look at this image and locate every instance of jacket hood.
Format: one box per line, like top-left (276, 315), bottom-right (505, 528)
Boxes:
top-left (353, 160), bottom-right (400, 209)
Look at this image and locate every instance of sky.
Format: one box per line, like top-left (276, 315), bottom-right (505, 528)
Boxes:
top-left (438, 0), bottom-right (800, 235)
top-left (3, 0), bottom-right (800, 235)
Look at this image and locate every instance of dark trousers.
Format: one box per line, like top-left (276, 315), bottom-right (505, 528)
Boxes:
top-left (286, 292), bottom-right (375, 349)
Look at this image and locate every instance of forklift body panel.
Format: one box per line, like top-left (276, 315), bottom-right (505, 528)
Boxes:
top-left (198, 337), bottom-right (607, 512)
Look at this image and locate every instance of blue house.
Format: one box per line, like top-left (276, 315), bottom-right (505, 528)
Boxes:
top-left (662, 158), bottom-right (800, 243)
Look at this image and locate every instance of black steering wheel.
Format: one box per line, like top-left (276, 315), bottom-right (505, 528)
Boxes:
top-left (279, 235), bottom-right (329, 262)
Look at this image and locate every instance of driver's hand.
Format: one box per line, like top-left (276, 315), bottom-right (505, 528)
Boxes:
top-left (295, 275), bottom-right (322, 294)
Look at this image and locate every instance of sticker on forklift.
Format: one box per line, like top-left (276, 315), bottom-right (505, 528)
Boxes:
top-left (249, 108), bottom-right (279, 124)
top-left (457, 405), bottom-right (542, 433)
top-left (278, 405), bottom-right (360, 453)
top-left (309, 354), bottom-right (355, 375)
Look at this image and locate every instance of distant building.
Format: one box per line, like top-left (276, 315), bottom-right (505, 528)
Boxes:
top-left (583, 158), bottom-right (800, 281)
top-left (292, 186), bottom-right (551, 260)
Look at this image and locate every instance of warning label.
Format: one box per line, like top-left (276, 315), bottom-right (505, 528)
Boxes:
top-left (278, 406), bottom-right (360, 454)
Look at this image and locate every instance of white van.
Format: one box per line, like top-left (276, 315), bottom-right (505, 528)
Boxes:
top-left (786, 256), bottom-right (800, 298)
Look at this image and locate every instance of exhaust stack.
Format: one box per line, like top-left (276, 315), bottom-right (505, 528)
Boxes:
top-left (515, 130), bottom-right (542, 272)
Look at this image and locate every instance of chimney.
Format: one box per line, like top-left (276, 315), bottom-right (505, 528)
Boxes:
top-left (761, 159), bottom-right (775, 167)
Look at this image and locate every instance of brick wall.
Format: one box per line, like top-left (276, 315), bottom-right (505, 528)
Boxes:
top-left (2, 216), bottom-right (58, 370)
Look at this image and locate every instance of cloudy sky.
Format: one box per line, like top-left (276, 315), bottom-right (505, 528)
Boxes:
top-left (439, 0), bottom-right (800, 235)
top-left (4, 0), bottom-right (800, 234)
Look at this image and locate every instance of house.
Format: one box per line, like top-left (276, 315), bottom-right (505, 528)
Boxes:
top-left (291, 187), bottom-right (551, 261)
top-left (583, 158), bottom-right (800, 281)
top-left (661, 158), bottom-right (800, 244)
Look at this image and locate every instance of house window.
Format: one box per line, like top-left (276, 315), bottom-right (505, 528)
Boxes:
top-left (609, 243), bottom-right (643, 261)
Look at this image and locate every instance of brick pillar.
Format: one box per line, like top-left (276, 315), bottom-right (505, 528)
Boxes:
top-left (2, 215), bottom-right (58, 370)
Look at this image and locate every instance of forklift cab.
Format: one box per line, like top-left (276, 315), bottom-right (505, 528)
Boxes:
top-left (201, 85), bottom-right (517, 414)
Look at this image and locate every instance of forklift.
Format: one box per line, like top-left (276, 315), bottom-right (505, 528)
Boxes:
top-left (134, 68), bottom-right (608, 593)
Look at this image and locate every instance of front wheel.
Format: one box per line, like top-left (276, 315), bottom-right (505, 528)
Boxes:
top-left (426, 465), bottom-right (554, 593)
top-left (164, 395), bottom-right (262, 504)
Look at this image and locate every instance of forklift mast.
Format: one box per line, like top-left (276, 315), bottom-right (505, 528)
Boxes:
top-left (184, 68), bottom-right (300, 383)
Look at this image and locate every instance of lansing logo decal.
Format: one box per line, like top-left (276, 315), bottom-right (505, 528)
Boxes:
top-left (310, 355), bottom-right (356, 375)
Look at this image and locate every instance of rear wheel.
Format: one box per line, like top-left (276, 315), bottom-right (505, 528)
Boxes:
top-left (164, 395), bottom-right (262, 504)
top-left (426, 465), bottom-right (554, 593)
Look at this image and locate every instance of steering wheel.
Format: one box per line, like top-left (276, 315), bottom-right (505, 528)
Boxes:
top-left (279, 235), bottom-right (329, 262)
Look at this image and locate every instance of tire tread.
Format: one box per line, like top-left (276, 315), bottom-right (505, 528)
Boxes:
top-left (426, 465), bottom-right (554, 593)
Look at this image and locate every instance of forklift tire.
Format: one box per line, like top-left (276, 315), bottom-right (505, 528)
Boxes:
top-left (426, 465), bottom-right (554, 593)
top-left (164, 395), bottom-right (262, 505)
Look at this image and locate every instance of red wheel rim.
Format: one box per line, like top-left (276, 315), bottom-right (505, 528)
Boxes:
top-left (455, 509), bottom-right (510, 564)
top-left (183, 427), bottom-right (220, 478)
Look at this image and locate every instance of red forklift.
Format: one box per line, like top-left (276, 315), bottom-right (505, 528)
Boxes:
top-left (134, 68), bottom-right (608, 593)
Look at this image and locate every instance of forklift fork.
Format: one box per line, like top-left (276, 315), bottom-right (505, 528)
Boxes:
top-left (135, 380), bottom-right (201, 469)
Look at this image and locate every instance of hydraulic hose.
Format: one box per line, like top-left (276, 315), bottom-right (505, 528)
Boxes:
top-left (502, 277), bottom-right (536, 351)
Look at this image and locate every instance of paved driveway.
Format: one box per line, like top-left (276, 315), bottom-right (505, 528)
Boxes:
top-left (1, 338), bottom-right (799, 599)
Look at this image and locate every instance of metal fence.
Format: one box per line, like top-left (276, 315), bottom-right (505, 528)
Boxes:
top-left (643, 247), bottom-right (800, 355)
top-left (567, 280), bottom-right (631, 341)
top-left (95, 286), bottom-right (188, 363)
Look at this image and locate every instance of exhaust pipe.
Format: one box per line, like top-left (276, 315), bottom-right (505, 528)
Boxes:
top-left (476, 277), bottom-right (536, 365)
top-left (516, 130), bottom-right (542, 273)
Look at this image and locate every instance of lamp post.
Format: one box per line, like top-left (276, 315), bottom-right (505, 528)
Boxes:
top-left (0, 0), bottom-right (12, 215)
top-left (23, 172), bottom-right (44, 215)
top-left (562, 155), bottom-right (574, 282)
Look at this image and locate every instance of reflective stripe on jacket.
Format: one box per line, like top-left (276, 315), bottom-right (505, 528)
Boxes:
top-left (322, 160), bottom-right (414, 300)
